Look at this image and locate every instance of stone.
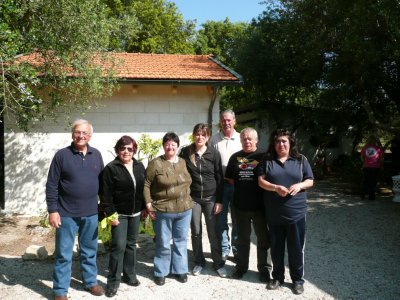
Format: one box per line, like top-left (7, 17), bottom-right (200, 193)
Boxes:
top-left (22, 245), bottom-right (48, 260)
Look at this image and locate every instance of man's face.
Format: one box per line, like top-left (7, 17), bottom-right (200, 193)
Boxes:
top-left (72, 123), bottom-right (92, 149)
top-left (220, 113), bottom-right (236, 133)
top-left (241, 132), bottom-right (257, 153)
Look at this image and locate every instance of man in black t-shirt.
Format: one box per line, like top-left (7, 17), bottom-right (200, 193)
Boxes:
top-left (225, 128), bottom-right (272, 283)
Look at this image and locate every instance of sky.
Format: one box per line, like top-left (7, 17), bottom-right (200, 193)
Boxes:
top-left (172, 0), bottom-right (267, 27)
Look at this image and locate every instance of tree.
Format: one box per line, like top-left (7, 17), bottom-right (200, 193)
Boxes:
top-left (1, 0), bottom-right (117, 130)
top-left (193, 19), bottom-right (249, 110)
top-left (122, 0), bottom-right (196, 53)
top-left (232, 0), bottom-right (400, 147)
top-left (194, 18), bottom-right (249, 66)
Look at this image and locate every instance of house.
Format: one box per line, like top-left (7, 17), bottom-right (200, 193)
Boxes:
top-left (2, 53), bottom-right (242, 215)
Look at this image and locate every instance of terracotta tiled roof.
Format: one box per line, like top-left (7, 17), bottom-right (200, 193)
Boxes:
top-left (16, 52), bottom-right (242, 84)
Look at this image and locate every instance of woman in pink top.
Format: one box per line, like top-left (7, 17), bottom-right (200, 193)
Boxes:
top-left (361, 136), bottom-right (383, 200)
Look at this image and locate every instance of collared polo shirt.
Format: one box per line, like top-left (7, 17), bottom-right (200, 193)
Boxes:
top-left (210, 130), bottom-right (242, 176)
top-left (258, 156), bottom-right (313, 225)
top-left (46, 143), bottom-right (104, 217)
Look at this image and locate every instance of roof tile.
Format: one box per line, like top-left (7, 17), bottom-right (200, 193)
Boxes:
top-left (17, 52), bottom-right (241, 83)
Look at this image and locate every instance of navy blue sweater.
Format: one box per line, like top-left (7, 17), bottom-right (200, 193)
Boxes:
top-left (46, 143), bottom-right (104, 217)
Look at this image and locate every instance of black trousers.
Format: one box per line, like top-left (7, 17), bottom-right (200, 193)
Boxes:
top-left (363, 167), bottom-right (380, 200)
top-left (107, 214), bottom-right (140, 288)
top-left (191, 197), bottom-right (224, 270)
top-left (235, 209), bottom-right (272, 274)
top-left (269, 217), bottom-right (305, 284)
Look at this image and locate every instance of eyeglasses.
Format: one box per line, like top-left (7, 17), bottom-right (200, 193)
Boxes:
top-left (119, 146), bottom-right (134, 153)
top-left (73, 131), bottom-right (90, 137)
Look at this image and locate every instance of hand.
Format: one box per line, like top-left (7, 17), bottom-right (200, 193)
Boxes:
top-left (49, 212), bottom-right (61, 228)
top-left (213, 203), bottom-right (222, 215)
top-left (109, 219), bottom-right (120, 226)
top-left (141, 209), bottom-right (149, 219)
top-left (275, 185), bottom-right (289, 197)
top-left (288, 183), bottom-right (303, 196)
top-left (146, 203), bottom-right (156, 220)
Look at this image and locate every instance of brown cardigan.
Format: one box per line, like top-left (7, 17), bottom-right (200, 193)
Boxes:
top-left (144, 155), bottom-right (193, 213)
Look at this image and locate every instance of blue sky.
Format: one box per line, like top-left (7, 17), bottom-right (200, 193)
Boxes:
top-left (172, 0), bottom-right (266, 26)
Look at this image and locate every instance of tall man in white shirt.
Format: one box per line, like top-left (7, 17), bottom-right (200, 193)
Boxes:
top-left (211, 109), bottom-right (242, 261)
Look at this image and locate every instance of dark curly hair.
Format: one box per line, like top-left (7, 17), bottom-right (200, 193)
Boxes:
top-left (265, 128), bottom-right (301, 160)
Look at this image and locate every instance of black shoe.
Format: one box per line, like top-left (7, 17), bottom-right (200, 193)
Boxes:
top-left (175, 274), bottom-right (188, 283)
top-left (293, 282), bottom-right (304, 294)
top-left (231, 269), bottom-right (246, 279)
top-left (267, 279), bottom-right (281, 290)
top-left (258, 272), bottom-right (270, 283)
top-left (154, 276), bottom-right (165, 286)
top-left (122, 276), bottom-right (141, 287)
top-left (105, 287), bottom-right (117, 298)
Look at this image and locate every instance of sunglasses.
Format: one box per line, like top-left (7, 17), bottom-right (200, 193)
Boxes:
top-left (119, 146), bottom-right (134, 153)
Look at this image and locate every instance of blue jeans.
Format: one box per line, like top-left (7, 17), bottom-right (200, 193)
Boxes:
top-left (107, 214), bottom-right (140, 288)
top-left (153, 209), bottom-right (192, 277)
top-left (53, 214), bottom-right (99, 296)
top-left (217, 182), bottom-right (237, 257)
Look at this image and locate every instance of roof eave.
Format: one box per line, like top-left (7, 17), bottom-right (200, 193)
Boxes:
top-left (117, 79), bottom-right (243, 86)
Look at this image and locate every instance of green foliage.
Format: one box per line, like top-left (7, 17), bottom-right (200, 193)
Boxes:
top-left (139, 216), bottom-right (155, 237)
top-left (228, 0), bottom-right (400, 147)
top-left (38, 209), bottom-right (50, 228)
top-left (137, 133), bottom-right (162, 161)
top-left (112, 0), bottom-right (196, 53)
top-left (194, 19), bottom-right (249, 67)
top-left (1, 0), bottom-right (118, 131)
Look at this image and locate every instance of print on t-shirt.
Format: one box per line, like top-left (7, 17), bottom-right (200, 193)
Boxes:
top-left (237, 156), bottom-right (260, 181)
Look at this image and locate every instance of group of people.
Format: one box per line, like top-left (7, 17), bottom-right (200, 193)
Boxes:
top-left (46, 112), bottom-right (314, 300)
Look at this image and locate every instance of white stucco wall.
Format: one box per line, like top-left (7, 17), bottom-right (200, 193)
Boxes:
top-left (4, 83), bottom-right (220, 215)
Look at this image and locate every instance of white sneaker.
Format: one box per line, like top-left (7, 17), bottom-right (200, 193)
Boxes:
top-left (192, 265), bottom-right (203, 276)
top-left (216, 267), bottom-right (227, 278)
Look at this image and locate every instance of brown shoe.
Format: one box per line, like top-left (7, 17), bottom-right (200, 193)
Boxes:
top-left (84, 285), bottom-right (104, 296)
top-left (54, 296), bottom-right (67, 300)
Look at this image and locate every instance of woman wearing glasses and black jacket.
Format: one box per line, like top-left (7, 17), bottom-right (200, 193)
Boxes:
top-left (100, 135), bottom-right (145, 298)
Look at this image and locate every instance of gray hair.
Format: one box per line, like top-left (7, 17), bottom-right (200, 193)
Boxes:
top-left (240, 127), bottom-right (258, 141)
top-left (71, 119), bottom-right (94, 135)
top-left (220, 109), bottom-right (236, 120)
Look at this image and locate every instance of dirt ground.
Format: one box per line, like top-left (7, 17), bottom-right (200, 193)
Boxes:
top-left (1, 177), bottom-right (400, 299)
top-left (0, 215), bottom-right (55, 256)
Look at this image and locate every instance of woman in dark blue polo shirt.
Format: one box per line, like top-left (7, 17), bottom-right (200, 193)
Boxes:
top-left (258, 129), bottom-right (314, 295)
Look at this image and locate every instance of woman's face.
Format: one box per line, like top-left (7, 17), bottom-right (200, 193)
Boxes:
top-left (163, 140), bottom-right (178, 159)
top-left (117, 142), bottom-right (134, 164)
top-left (274, 135), bottom-right (290, 158)
top-left (193, 130), bottom-right (209, 149)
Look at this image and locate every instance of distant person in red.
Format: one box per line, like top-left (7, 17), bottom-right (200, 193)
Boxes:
top-left (361, 135), bottom-right (384, 200)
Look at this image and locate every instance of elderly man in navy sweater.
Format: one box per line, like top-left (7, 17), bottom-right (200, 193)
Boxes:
top-left (46, 119), bottom-right (104, 300)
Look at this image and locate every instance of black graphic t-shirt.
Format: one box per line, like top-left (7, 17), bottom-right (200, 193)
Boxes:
top-left (225, 149), bottom-right (264, 211)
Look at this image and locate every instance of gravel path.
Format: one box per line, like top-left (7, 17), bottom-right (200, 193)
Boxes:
top-left (1, 177), bottom-right (400, 299)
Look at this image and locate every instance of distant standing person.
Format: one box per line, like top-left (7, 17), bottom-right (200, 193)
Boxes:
top-left (258, 129), bottom-right (314, 295)
top-left (225, 128), bottom-right (272, 282)
top-left (46, 119), bottom-right (104, 300)
top-left (100, 136), bottom-right (145, 298)
top-left (361, 135), bottom-right (384, 200)
top-left (144, 132), bottom-right (193, 286)
top-left (210, 109), bottom-right (242, 261)
top-left (179, 123), bottom-right (227, 278)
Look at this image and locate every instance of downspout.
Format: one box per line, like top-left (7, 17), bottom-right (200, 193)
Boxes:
top-left (207, 86), bottom-right (220, 135)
